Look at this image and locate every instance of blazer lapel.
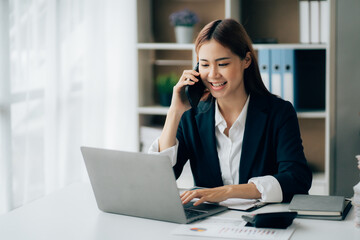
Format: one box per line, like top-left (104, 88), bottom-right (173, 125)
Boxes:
top-left (195, 102), bottom-right (223, 185)
top-left (239, 94), bottom-right (269, 183)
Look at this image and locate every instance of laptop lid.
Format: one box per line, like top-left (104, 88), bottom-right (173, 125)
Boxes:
top-left (81, 146), bottom-right (190, 223)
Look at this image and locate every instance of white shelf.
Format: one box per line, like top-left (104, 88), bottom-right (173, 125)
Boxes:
top-left (154, 60), bottom-right (192, 66)
top-left (253, 43), bottom-right (328, 50)
top-left (138, 106), bottom-right (327, 119)
top-left (137, 43), bottom-right (327, 50)
top-left (137, 43), bottom-right (194, 50)
top-left (297, 111), bottom-right (327, 119)
top-left (138, 106), bottom-right (169, 115)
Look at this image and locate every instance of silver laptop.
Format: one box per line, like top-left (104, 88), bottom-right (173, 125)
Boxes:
top-left (80, 146), bottom-right (227, 224)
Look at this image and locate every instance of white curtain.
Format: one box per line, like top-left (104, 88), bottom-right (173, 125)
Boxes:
top-left (0, 0), bottom-right (137, 214)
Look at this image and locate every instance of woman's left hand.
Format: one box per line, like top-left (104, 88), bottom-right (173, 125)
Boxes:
top-left (180, 186), bottom-right (231, 206)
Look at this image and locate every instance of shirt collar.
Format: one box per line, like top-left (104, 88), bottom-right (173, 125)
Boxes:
top-left (215, 95), bottom-right (251, 130)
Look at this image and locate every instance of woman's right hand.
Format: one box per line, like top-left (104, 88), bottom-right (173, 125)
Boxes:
top-left (169, 69), bottom-right (201, 114)
top-left (158, 69), bottom-right (202, 152)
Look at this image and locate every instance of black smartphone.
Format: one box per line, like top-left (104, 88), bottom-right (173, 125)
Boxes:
top-left (185, 62), bottom-right (205, 109)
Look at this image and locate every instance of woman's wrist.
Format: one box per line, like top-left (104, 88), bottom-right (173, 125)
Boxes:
top-left (158, 107), bottom-right (184, 152)
top-left (168, 106), bottom-right (185, 120)
top-left (224, 183), bottom-right (261, 199)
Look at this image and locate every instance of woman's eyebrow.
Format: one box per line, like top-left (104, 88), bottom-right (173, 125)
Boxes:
top-left (199, 57), bottom-right (231, 62)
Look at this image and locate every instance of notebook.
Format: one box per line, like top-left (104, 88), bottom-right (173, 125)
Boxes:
top-left (80, 146), bottom-right (228, 224)
top-left (289, 194), bottom-right (352, 220)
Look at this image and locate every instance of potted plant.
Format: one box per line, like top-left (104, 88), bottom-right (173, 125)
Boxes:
top-left (169, 9), bottom-right (199, 43)
top-left (155, 73), bottom-right (178, 106)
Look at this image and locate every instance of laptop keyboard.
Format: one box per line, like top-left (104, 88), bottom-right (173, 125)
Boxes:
top-left (184, 209), bottom-right (207, 219)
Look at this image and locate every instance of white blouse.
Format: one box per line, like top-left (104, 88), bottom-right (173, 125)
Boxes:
top-left (149, 96), bottom-right (283, 203)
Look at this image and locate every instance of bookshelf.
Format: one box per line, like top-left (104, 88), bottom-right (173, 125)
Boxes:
top-left (136, 0), bottom-right (331, 194)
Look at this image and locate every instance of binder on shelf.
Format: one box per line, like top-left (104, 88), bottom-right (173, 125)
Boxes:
top-left (270, 49), bottom-right (283, 98)
top-left (320, 0), bottom-right (329, 43)
top-left (282, 49), bottom-right (295, 106)
top-left (299, 0), bottom-right (310, 43)
top-left (310, 0), bottom-right (320, 43)
top-left (258, 49), bottom-right (271, 91)
top-left (294, 49), bottom-right (326, 111)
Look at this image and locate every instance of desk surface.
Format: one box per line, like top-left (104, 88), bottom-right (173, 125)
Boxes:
top-left (0, 182), bottom-right (359, 240)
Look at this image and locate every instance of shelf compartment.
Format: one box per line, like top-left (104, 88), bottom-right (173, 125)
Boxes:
top-left (241, 0), bottom-right (299, 44)
top-left (299, 118), bottom-right (325, 173)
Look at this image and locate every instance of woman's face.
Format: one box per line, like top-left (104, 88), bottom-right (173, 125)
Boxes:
top-left (198, 39), bottom-right (250, 101)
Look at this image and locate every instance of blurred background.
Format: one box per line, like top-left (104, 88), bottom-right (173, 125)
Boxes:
top-left (0, 0), bottom-right (137, 214)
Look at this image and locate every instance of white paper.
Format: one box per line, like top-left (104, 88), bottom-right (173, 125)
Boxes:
top-left (220, 198), bottom-right (266, 211)
top-left (172, 217), bottom-right (296, 240)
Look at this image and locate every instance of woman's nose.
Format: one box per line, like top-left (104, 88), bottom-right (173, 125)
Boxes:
top-left (208, 66), bottom-right (220, 78)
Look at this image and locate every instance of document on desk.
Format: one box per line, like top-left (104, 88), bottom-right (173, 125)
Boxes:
top-left (220, 198), bottom-right (267, 211)
top-left (186, 187), bottom-right (266, 211)
top-left (172, 217), bottom-right (295, 240)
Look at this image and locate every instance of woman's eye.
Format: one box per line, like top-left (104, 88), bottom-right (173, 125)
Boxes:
top-left (201, 64), bottom-right (209, 67)
top-left (219, 63), bottom-right (229, 67)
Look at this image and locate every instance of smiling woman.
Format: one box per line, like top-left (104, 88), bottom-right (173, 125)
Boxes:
top-left (197, 39), bottom-right (250, 106)
top-left (149, 18), bottom-right (312, 205)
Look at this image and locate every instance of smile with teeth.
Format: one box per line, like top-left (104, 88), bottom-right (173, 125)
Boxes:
top-left (210, 82), bottom-right (227, 87)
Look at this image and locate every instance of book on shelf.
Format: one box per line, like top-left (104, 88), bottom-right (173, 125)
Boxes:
top-left (257, 48), bottom-right (325, 111)
top-left (310, 0), bottom-right (320, 43)
top-left (299, 0), bottom-right (310, 43)
top-left (299, 0), bottom-right (329, 44)
top-left (258, 49), bottom-right (271, 91)
top-left (270, 49), bottom-right (283, 98)
top-left (293, 49), bottom-right (325, 111)
top-left (289, 194), bottom-right (352, 220)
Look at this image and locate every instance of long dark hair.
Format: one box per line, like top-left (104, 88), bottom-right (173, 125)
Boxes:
top-left (195, 19), bottom-right (270, 96)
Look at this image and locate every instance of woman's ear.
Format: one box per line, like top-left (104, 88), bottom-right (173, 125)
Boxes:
top-left (244, 52), bottom-right (252, 69)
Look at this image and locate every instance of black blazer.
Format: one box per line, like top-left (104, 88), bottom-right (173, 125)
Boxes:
top-left (174, 93), bottom-right (312, 202)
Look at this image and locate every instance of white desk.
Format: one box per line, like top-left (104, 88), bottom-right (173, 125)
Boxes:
top-left (0, 182), bottom-right (359, 240)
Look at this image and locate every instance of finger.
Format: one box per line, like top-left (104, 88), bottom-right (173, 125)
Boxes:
top-left (180, 191), bottom-right (192, 202)
top-left (180, 190), bottom-right (191, 199)
top-left (194, 197), bottom-right (207, 206)
top-left (182, 192), bottom-right (197, 205)
top-left (182, 69), bottom-right (200, 77)
top-left (182, 75), bottom-right (199, 83)
top-left (181, 191), bottom-right (194, 202)
top-left (181, 71), bottom-right (200, 82)
top-left (184, 78), bottom-right (197, 84)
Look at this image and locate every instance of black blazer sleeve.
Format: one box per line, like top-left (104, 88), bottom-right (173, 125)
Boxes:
top-left (271, 100), bottom-right (313, 202)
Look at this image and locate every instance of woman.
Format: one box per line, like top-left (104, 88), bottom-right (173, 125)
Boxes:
top-left (149, 19), bottom-right (312, 205)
